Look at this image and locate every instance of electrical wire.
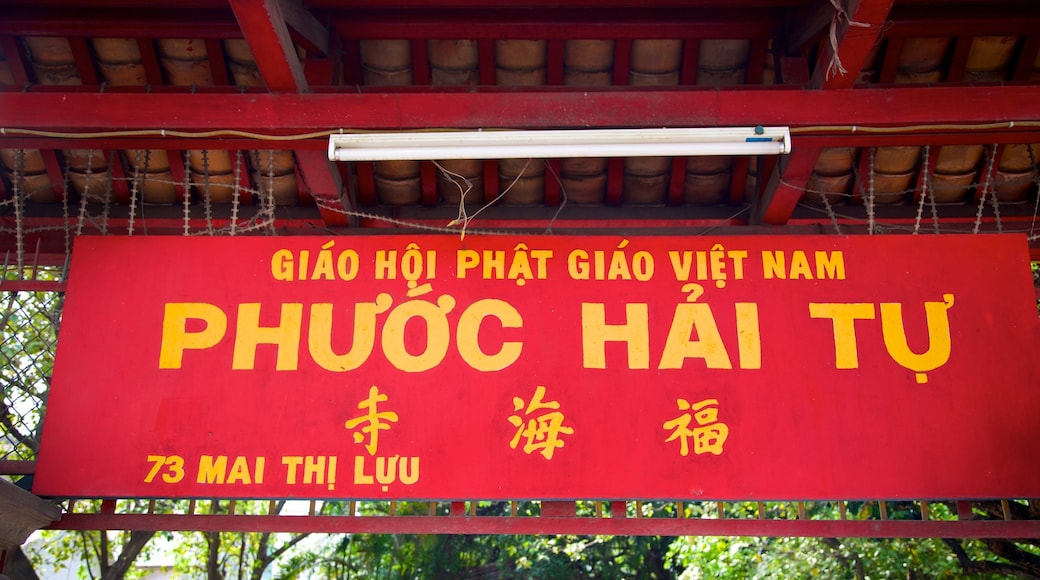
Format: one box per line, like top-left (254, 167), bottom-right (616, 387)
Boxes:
top-left (3, 121), bottom-right (1040, 143)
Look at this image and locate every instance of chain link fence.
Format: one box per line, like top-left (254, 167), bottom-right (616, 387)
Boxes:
top-left (0, 267), bottom-right (63, 472)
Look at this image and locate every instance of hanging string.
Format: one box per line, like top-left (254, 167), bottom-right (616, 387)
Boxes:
top-left (989, 173), bottom-right (1004, 234)
top-left (61, 150), bottom-right (72, 261)
top-left (202, 149), bottom-right (214, 235)
top-left (13, 149), bottom-right (24, 272)
top-left (265, 149), bottom-right (277, 235)
top-left (1027, 145), bottom-right (1039, 240)
top-left (140, 150), bottom-right (151, 236)
top-left (458, 158), bottom-right (532, 239)
top-left (818, 174), bottom-right (843, 235)
top-left (543, 160), bottom-right (568, 235)
top-left (100, 151), bottom-right (114, 236)
top-left (128, 149), bottom-right (143, 237)
top-left (182, 149), bottom-right (192, 236)
top-left (866, 147), bottom-right (876, 234)
top-left (825, 0), bottom-right (873, 80)
top-left (74, 149), bottom-right (96, 238)
top-left (436, 160), bottom-right (475, 237)
top-left (230, 150), bottom-right (242, 236)
top-left (928, 164), bottom-right (940, 235)
top-left (913, 145), bottom-right (930, 235)
top-left (973, 145), bottom-right (999, 234)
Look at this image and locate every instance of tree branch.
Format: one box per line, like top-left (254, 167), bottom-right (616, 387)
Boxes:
top-left (99, 532), bottom-right (110, 574)
top-left (984, 539), bottom-right (1040, 578)
top-left (101, 531), bottom-right (155, 580)
top-left (0, 398), bottom-right (38, 452)
top-left (3, 545), bottom-right (41, 580)
top-left (820, 538), bottom-right (865, 580)
top-left (78, 532), bottom-right (97, 580)
top-left (943, 538), bottom-right (1040, 579)
top-left (266, 532), bottom-right (310, 563)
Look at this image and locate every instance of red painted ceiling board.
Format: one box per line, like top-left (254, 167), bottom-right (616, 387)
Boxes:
top-left (33, 234), bottom-right (1040, 500)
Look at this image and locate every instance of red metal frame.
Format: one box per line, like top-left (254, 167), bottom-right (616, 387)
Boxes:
top-left (1, 0), bottom-right (1039, 536)
top-left (47, 511), bottom-right (1040, 538)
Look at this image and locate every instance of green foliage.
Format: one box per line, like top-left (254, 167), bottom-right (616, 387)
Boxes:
top-left (1, 267), bottom-right (62, 462)
top-left (667, 535), bottom-right (970, 580)
top-left (1032, 261), bottom-right (1039, 315)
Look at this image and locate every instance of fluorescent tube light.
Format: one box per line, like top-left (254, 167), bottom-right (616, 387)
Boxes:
top-left (328, 127), bottom-right (791, 161)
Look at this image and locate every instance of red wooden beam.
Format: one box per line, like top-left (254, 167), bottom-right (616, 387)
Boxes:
top-left (295, 149), bottom-right (352, 226)
top-left (3, 86), bottom-right (1039, 131)
top-left (106, 150), bottom-right (131, 205)
top-left (0, 36), bottom-right (32, 86)
top-left (0, 7), bottom-right (241, 39)
top-left (876, 36), bottom-right (902, 84)
top-left (546, 40), bottom-right (563, 86)
top-left (766, 0), bottom-right (894, 227)
top-left (755, 145), bottom-right (823, 225)
top-left (48, 512), bottom-right (1040, 538)
top-left (354, 161), bottom-right (376, 206)
top-left (1013, 37), bottom-right (1040, 82)
top-left (668, 157), bottom-right (685, 206)
top-left (137, 39), bottom-right (165, 85)
top-left (67, 37), bottom-right (98, 86)
top-left (230, 0), bottom-right (354, 227)
top-left (746, 38), bottom-right (767, 85)
top-left (729, 157), bottom-right (749, 204)
top-left (166, 149), bottom-right (190, 203)
top-left (946, 37), bottom-right (972, 84)
top-left (421, 161), bottom-right (438, 206)
top-left (785, 0), bottom-right (837, 54)
top-left (229, 0), bottom-right (309, 93)
top-left (39, 150), bottom-right (67, 200)
top-left (544, 159), bottom-right (560, 206)
top-left (411, 41), bottom-right (430, 85)
top-left (205, 39), bottom-right (230, 86)
top-left (333, 8), bottom-right (779, 41)
top-left (680, 38), bottom-right (699, 85)
top-left (885, 4), bottom-right (1040, 38)
top-left (5, 131), bottom-right (1040, 154)
top-left (308, 0), bottom-right (801, 7)
top-left (813, 0), bottom-right (896, 89)
top-left (278, 0), bottom-right (329, 57)
top-left (336, 37), bottom-right (360, 86)
top-left (612, 40), bottom-right (632, 86)
top-left (478, 40), bottom-right (495, 86)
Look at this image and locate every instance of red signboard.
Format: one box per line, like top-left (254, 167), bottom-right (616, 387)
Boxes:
top-left (34, 234), bottom-right (1040, 500)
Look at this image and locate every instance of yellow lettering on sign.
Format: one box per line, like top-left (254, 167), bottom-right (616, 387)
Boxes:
top-left (197, 455), bottom-right (228, 484)
top-left (763, 250), bottom-right (846, 280)
top-left (580, 303), bottom-right (650, 369)
top-left (663, 398), bottom-right (729, 456)
top-left (159, 303), bottom-right (228, 369)
top-left (456, 299), bottom-right (524, 371)
top-left (881, 295), bottom-right (954, 384)
top-left (659, 303), bottom-right (731, 369)
top-left (232, 303), bottom-right (303, 371)
top-left (809, 303), bottom-right (875, 369)
top-left (508, 385), bottom-right (574, 460)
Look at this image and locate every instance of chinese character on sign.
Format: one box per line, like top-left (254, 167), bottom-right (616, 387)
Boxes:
top-left (345, 385), bottom-right (399, 455)
top-left (663, 398), bottom-right (728, 456)
top-left (508, 385), bottom-right (574, 460)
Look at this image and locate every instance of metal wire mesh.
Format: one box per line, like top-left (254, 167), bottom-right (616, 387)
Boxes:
top-left (0, 267), bottom-right (63, 465)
